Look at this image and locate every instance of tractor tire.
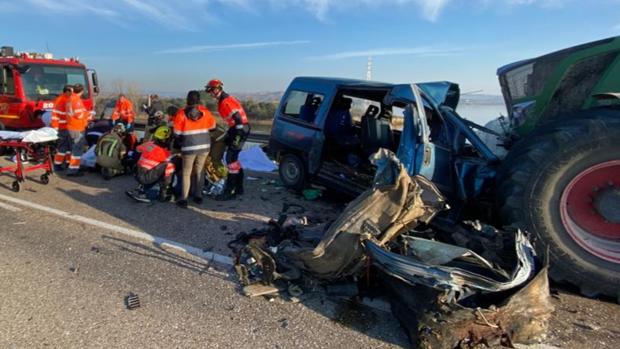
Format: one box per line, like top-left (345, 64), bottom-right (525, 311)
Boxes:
top-left (497, 110), bottom-right (620, 299)
top-left (278, 153), bottom-right (306, 191)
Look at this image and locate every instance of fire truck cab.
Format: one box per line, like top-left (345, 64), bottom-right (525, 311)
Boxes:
top-left (0, 46), bottom-right (99, 130)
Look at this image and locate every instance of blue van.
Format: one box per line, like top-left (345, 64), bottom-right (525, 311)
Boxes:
top-left (268, 77), bottom-right (499, 206)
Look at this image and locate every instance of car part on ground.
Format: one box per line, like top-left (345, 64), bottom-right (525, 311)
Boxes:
top-left (231, 150), bottom-right (552, 348)
top-left (366, 229), bottom-right (535, 302)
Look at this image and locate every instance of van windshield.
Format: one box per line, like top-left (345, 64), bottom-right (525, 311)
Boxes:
top-left (21, 64), bottom-right (89, 100)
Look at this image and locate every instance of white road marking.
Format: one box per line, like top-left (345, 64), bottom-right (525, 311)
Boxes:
top-left (0, 201), bottom-right (22, 212)
top-left (0, 193), bottom-right (233, 266)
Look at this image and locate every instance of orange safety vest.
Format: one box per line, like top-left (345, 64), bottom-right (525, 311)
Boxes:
top-left (217, 94), bottom-right (248, 128)
top-left (112, 99), bottom-right (135, 124)
top-left (173, 105), bottom-right (216, 154)
top-left (66, 94), bottom-right (90, 132)
top-left (137, 141), bottom-right (175, 177)
top-left (51, 94), bottom-right (70, 130)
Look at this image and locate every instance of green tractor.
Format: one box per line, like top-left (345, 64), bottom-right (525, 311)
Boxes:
top-left (496, 36), bottom-right (620, 298)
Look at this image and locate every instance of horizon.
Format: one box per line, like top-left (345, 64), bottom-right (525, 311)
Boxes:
top-left (2, 1), bottom-right (618, 96)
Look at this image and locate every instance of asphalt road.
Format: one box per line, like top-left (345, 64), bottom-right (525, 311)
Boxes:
top-left (0, 165), bottom-right (619, 349)
top-left (0, 170), bottom-right (408, 348)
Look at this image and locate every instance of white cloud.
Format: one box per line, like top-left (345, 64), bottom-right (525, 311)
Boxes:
top-left (156, 40), bottom-right (311, 54)
top-left (307, 46), bottom-right (465, 60)
top-left (19, 0), bottom-right (576, 29)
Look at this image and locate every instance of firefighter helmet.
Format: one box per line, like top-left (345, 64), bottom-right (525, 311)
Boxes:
top-left (205, 79), bottom-right (223, 92)
top-left (153, 125), bottom-right (171, 142)
top-left (112, 123), bottom-right (126, 134)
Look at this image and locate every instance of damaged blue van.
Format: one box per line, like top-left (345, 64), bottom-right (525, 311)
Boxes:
top-left (268, 77), bottom-right (499, 214)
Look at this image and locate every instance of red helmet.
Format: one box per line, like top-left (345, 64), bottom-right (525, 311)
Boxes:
top-left (205, 79), bottom-right (223, 92)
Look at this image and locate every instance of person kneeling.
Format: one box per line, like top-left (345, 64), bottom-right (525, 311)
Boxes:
top-left (96, 123), bottom-right (128, 180)
top-left (126, 126), bottom-right (176, 203)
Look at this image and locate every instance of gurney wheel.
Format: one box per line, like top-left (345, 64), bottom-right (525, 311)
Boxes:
top-left (11, 181), bottom-right (20, 192)
top-left (40, 174), bottom-right (50, 185)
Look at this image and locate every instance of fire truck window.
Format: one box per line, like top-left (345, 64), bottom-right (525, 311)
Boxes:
top-left (1, 67), bottom-right (15, 95)
top-left (21, 64), bottom-right (89, 100)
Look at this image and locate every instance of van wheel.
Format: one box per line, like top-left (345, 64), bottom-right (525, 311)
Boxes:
top-left (279, 154), bottom-right (306, 191)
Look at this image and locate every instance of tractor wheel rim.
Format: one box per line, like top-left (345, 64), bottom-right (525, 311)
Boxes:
top-left (560, 160), bottom-right (620, 263)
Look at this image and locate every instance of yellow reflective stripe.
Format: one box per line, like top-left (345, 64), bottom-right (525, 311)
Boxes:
top-left (0, 114), bottom-right (19, 119)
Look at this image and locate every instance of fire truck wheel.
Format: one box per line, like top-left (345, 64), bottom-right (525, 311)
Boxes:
top-left (40, 174), bottom-right (50, 185)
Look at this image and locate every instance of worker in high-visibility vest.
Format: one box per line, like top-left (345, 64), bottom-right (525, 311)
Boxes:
top-left (126, 126), bottom-right (176, 204)
top-left (111, 94), bottom-right (136, 132)
top-left (173, 90), bottom-right (217, 208)
top-left (205, 79), bottom-right (251, 200)
top-left (52, 85), bottom-right (73, 171)
top-left (65, 83), bottom-right (91, 177)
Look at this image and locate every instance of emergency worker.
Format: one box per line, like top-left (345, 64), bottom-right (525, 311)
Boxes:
top-left (143, 111), bottom-right (167, 143)
top-left (65, 83), bottom-right (91, 176)
top-left (173, 90), bottom-right (216, 208)
top-left (52, 85), bottom-right (73, 171)
top-left (126, 126), bottom-right (176, 203)
top-left (111, 94), bottom-right (136, 132)
top-left (96, 123), bottom-right (128, 179)
top-left (205, 79), bottom-right (251, 200)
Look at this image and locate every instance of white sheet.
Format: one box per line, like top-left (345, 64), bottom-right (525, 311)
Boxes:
top-left (0, 127), bottom-right (58, 143)
top-left (238, 145), bottom-right (277, 173)
top-left (82, 145), bottom-right (97, 168)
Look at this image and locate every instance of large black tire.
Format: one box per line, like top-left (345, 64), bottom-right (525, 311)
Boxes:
top-left (278, 153), bottom-right (307, 191)
top-left (497, 109), bottom-right (620, 299)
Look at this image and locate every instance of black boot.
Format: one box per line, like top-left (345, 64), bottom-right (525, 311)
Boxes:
top-left (159, 185), bottom-right (173, 202)
top-left (215, 173), bottom-right (238, 201)
top-left (236, 168), bottom-right (244, 196)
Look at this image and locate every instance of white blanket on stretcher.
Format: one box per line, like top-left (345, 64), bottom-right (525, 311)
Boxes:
top-left (0, 127), bottom-right (58, 143)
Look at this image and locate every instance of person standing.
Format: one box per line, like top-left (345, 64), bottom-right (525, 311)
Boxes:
top-left (52, 85), bottom-right (73, 171)
top-left (65, 84), bottom-right (91, 177)
top-left (205, 79), bottom-right (251, 200)
top-left (111, 94), bottom-right (136, 132)
top-left (173, 90), bottom-right (216, 208)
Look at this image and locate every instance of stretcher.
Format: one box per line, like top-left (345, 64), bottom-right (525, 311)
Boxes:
top-left (0, 128), bottom-right (58, 192)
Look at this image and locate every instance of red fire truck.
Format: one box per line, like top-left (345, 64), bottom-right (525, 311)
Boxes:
top-left (0, 46), bottom-right (99, 130)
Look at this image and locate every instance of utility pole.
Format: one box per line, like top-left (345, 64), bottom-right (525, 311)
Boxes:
top-left (366, 56), bottom-right (373, 81)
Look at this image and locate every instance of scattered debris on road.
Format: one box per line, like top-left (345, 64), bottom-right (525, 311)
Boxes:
top-left (229, 150), bottom-right (554, 348)
top-left (124, 293), bottom-right (141, 310)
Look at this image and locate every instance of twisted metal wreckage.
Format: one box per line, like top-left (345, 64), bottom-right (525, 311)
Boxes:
top-left (229, 149), bottom-right (553, 348)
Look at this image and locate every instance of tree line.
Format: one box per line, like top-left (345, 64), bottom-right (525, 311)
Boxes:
top-left (94, 92), bottom-right (278, 121)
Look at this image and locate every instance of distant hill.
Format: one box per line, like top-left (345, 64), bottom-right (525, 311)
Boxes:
top-left (234, 91), bottom-right (283, 103)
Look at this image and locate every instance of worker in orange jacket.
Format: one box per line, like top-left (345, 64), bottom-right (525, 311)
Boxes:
top-left (126, 126), bottom-right (177, 203)
top-left (52, 85), bottom-right (73, 171)
top-left (205, 79), bottom-right (251, 200)
top-left (111, 94), bottom-right (136, 132)
top-left (173, 90), bottom-right (217, 208)
top-left (65, 83), bottom-right (91, 177)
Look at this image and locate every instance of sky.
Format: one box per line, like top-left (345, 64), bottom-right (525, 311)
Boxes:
top-left (1, 0), bottom-right (618, 96)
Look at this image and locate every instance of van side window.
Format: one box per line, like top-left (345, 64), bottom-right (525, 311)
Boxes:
top-left (1, 66), bottom-right (15, 95)
top-left (282, 90), bottom-right (324, 123)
